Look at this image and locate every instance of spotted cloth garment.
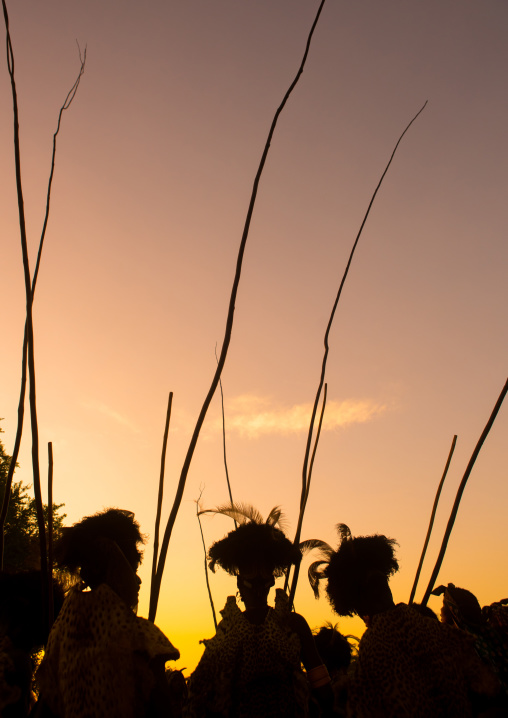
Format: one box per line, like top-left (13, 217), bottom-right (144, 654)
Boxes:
top-left (482, 600), bottom-right (508, 695)
top-left (36, 583), bottom-right (179, 718)
top-left (186, 588), bottom-right (309, 717)
top-left (346, 603), bottom-right (499, 718)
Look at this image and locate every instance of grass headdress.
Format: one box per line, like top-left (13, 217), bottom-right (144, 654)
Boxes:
top-left (203, 504), bottom-right (301, 577)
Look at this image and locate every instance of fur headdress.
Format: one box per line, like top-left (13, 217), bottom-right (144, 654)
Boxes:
top-left (55, 508), bottom-right (145, 578)
top-left (309, 523), bottom-right (399, 616)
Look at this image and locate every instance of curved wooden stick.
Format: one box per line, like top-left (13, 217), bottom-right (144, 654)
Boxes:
top-left (216, 346), bottom-right (236, 529)
top-left (287, 383), bottom-right (327, 604)
top-left (149, 0), bottom-right (329, 622)
top-left (151, 392), bottom-right (173, 590)
top-left (289, 101), bottom-right (428, 599)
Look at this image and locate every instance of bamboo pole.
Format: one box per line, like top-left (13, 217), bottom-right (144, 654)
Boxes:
top-left (408, 435), bottom-right (457, 605)
top-left (420, 378), bottom-right (508, 607)
top-left (148, 0), bottom-right (329, 622)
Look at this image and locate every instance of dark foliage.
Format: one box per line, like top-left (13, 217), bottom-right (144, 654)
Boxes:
top-left (0, 424), bottom-right (65, 571)
top-left (0, 570), bottom-right (65, 653)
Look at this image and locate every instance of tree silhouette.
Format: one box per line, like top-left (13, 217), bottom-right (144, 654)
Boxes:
top-left (0, 423), bottom-right (65, 572)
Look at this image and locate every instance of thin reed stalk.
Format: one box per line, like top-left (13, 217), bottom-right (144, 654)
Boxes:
top-left (32, 43), bottom-right (86, 289)
top-left (408, 434), bottom-right (457, 605)
top-left (149, 0), bottom-right (329, 622)
top-left (306, 384), bottom-right (328, 496)
top-left (196, 493), bottom-right (218, 629)
top-left (47, 442), bottom-right (54, 628)
top-left (421, 378), bottom-right (508, 607)
top-left (288, 101), bottom-right (428, 600)
top-left (151, 392), bottom-right (173, 590)
top-left (0, 23), bottom-right (86, 568)
top-left (2, 0), bottom-right (47, 614)
top-left (216, 346), bottom-right (236, 529)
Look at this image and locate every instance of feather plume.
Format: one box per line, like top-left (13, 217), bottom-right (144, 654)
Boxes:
top-left (198, 502), bottom-right (264, 525)
top-left (308, 559), bottom-right (329, 598)
top-left (336, 523), bottom-right (352, 543)
top-left (299, 538), bottom-right (333, 556)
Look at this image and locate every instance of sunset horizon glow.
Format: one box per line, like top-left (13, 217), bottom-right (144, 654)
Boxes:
top-left (1, 0), bottom-right (507, 674)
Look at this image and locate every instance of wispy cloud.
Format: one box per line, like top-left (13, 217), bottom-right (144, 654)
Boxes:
top-left (83, 400), bottom-right (139, 433)
top-left (213, 394), bottom-right (386, 439)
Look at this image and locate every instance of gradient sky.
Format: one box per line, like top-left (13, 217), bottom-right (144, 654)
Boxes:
top-left (1, 0), bottom-right (507, 673)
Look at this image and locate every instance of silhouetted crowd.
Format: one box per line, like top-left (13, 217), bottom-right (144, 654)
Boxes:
top-left (0, 508), bottom-right (507, 717)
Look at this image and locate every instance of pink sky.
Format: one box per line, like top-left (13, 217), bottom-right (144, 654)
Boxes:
top-left (1, 0), bottom-right (507, 672)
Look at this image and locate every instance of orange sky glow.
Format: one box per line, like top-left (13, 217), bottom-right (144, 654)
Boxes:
top-left (1, 0), bottom-right (507, 674)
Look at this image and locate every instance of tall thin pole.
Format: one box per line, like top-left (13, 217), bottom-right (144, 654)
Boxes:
top-left (408, 435), bottom-right (457, 605)
top-left (149, 0), bottom-right (329, 622)
top-left (421, 378), bottom-right (508, 606)
top-left (47, 442), bottom-right (54, 628)
top-left (288, 101), bottom-right (428, 598)
top-left (151, 392), bottom-right (173, 591)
